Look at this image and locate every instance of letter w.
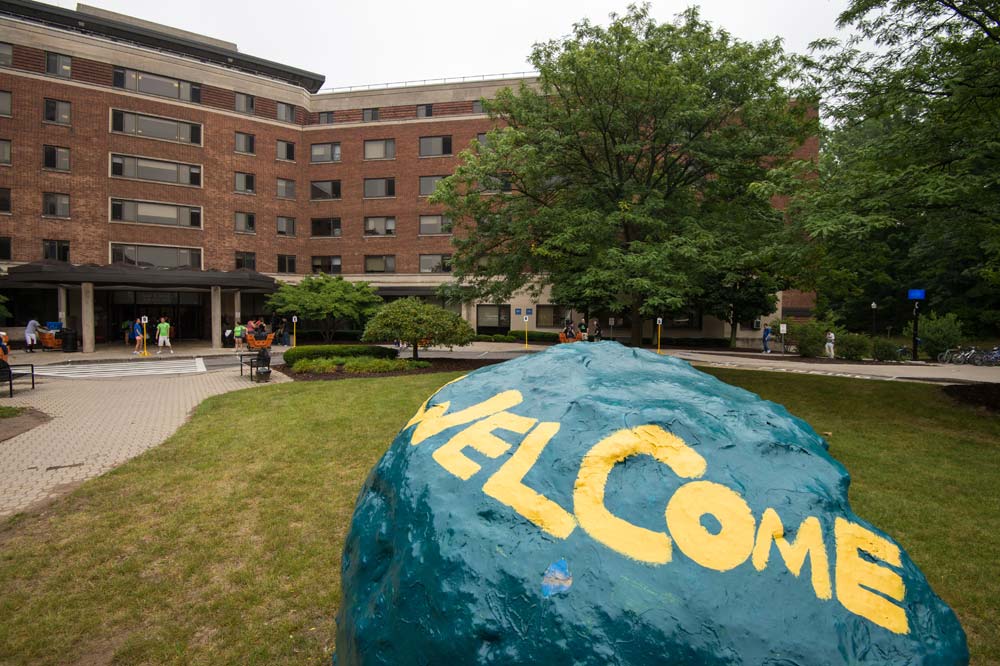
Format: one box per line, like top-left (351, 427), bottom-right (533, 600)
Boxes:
top-left (407, 390), bottom-right (523, 446)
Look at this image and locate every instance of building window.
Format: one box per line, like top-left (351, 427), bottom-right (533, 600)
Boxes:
top-left (364, 139), bottom-right (395, 160)
top-left (364, 216), bottom-right (395, 236)
top-left (235, 93), bottom-right (255, 114)
top-left (0, 187), bottom-right (10, 213)
top-left (111, 243), bottom-right (201, 268)
top-left (113, 68), bottom-right (200, 102)
top-left (419, 136), bottom-right (452, 157)
top-left (235, 251), bottom-right (256, 270)
top-left (310, 142), bottom-right (340, 163)
top-left (310, 180), bottom-right (341, 200)
top-left (318, 111), bottom-right (334, 124)
top-left (417, 104), bottom-right (433, 118)
top-left (0, 91), bottom-right (10, 116)
top-left (277, 140), bottom-right (295, 161)
top-left (277, 102), bottom-right (294, 122)
top-left (111, 155), bottom-right (201, 186)
top-left (44, 99), bottom-right (71, 125)
top-left (419, 215), bottom-right (452, 235)
top-left (111, 199), bottom-right (201, 228)
top-left (277, 216), bottom-right (296, 236)
top-left (0, 139), bottom-right (10, 165)
top-left (535, 305), bottom-right (568, 328)
top-left (112, 110), bottom-right (201, 144)
top-left (363, 108), bottom-right (379, 122)
top-left (0, 43), bottom-right (11, 67)
top-left (43, 239), bottom-right (70, 262)
top-left (420, 254), bottom-right (452, 273)
top-left (235, 132), bottom-right (255, 154)
top-left (364, 177), bottom-right (395, 198)
top-left (0, 236), bottom-right (10, 260)
top-left (472, 100), bottom-right (484, 114)
top-left (46, 52), bottom-right (71, 78)
top-left (235, 212), bottom-right (256, 233)
top-left (364, 255), bottom-right (395, 273)
top-left (277, 254), bottom-right (296, 273)
top-left (276, 178), bottom-right (296, 199)
top-left (310, 217), bottom-right (341, 238)
top-left (42, 192), bottom-right (70, 218)
top-left (419, 175), bottom-right (445, 196)
top-left (311, 255), bottom-right (341, 274)
top-left (43, 145), bottom-right (70, 171)
top-left (235, 172), bottom-right (256, 194)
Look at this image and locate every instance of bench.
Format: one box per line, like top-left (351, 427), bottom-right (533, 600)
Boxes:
top-left (239, 351), bottom-right (271, 382)
top-left (0, 359), bottom-right (35, 397)
top-left (246, 333), bottom-right (274, 350)
top-left (38, 330), bottom-right (62, 351)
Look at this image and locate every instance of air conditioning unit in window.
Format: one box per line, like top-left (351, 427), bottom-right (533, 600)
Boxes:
top-left (753, 319), bottom-right (762, 330)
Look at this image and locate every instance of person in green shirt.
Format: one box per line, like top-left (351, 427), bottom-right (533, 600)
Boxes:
top-left (233, 321), bottom-right (246, 352)
top-left (155, 316), bottom-right (173, 354)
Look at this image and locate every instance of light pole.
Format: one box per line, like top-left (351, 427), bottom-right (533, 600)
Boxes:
top-left (871, 301), bottom-right (877, 337)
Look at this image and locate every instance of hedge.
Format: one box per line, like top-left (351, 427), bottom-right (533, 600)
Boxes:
top-left (282, 344), bottom-right (397, 365)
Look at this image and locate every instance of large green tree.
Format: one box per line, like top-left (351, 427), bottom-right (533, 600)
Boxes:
top-left (362, 298), bottom-right (474, 360)
top-left (266, 275), bottom-right (382, 343)
top-left (788, 0), bottom-right (1000, 334)
top-left (433, 5), bottom-right (814, 345)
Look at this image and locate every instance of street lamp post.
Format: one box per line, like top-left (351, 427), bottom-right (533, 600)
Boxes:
top-left (871, 301), bottom-right (877, 337)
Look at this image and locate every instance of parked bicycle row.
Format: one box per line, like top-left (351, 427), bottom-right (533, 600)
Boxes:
top-left (938, 347), bottom-right (1000, 366)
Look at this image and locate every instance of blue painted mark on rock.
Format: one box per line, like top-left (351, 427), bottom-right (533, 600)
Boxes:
top-left (541, 558), bottom-right (572, 597)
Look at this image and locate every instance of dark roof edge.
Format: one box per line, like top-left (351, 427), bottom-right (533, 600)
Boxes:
top-left (0, 0), bottom-right (326, 92)
top-left (4, 261), bottom-right (277, 289)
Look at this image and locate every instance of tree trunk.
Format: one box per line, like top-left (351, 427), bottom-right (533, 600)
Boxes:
top-left (629, 303), bottom-right (643, 347)
top-left (411, 340), bottom-right (419, 360)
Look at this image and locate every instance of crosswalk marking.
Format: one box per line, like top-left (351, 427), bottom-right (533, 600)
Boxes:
top-left (34, 358), bottom-right (206, 379)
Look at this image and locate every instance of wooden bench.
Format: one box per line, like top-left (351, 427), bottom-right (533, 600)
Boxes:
top-left (246, 333), bottom-right (274, 350)
top-left (0, 359), bottom-right (35, 397)
top-left (38, 330), bottom-right (62, 350)
top-left (239, 351), bottom-right (271, 381)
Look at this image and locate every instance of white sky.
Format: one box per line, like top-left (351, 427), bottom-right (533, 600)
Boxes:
top-left (39, 0), bottom-right (852, 91)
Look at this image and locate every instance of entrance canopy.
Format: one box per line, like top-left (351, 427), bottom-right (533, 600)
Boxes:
top-left (3, 261), bottom-right (276, 291)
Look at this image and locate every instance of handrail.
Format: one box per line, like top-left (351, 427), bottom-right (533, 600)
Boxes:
top-left (318, 71), bottom-right (538, 94)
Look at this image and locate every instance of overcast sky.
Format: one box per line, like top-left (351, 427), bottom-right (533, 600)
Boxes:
top-left (40, 0), bottom-right (852, 91)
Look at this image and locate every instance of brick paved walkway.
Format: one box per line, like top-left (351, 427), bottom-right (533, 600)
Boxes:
top-left (0, 368), bottom-right (289, 518)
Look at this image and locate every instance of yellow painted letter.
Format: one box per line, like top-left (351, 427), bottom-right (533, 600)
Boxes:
top-left (432, 411), bottom-right (537, 480)
top-left (834, 517), bottom-right (908, 634)
top-left (751, 508), bottom-right (832, 599)
top-left (665, 480), bottom-right (756, 572)
top-left (573, 425), bottom-right (706, 565)
top-left (482, 421), bottom-right (577, 539)
top-left (408, 389), bottom-right (523, 446)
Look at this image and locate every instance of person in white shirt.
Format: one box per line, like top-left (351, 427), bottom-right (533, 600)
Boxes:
top-left (825, 330), bottom-right (836, 359)
top-left (24, 318), bottom-right (40, 353)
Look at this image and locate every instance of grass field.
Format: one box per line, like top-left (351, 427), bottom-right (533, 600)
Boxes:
top-left (0, 369), bottom-right (997, 665)
top-left (0, 405), bottom-right (24, 419)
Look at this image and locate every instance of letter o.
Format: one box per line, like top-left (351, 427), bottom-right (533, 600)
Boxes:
top-left (665, 480), bottom-right (756, 572)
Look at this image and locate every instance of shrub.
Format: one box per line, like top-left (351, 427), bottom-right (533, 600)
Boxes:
top-left (872, 337), bottom-right (901, 362)
top-left (291, 357), bottom-right (347, 374)
top-left (282, 344), bottom-right (396, 366)
top-left (473, 334), bottom-right (494, 342)
top-left (362, 298), bottom-right (474, 360)
top-left (836, 333), bottom-right (871, 361)
top-left (526, 331), bottom-right (560, 342)
top-left (491, 334), bottom-right (509, 342)
top-left (342, 357), bottom-right (431, 374)
top-left (904, 312), bottom-right (963, 359)
top-left (789, 320), bottom-right (830, 357)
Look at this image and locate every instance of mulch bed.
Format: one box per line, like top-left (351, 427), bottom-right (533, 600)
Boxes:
top-left (943, 383), bottom-right (1000, 413)
top-left (275, 358), bottom-right (505, 382)
top-left (0, 408), bottom-right (51, 443)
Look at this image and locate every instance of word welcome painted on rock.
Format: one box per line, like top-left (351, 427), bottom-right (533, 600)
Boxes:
top-left (405, 383), bottom-right (909, 636)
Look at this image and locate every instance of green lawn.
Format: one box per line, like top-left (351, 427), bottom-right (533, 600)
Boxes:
top-left (0, 369), bottom-right (997, 665)
top-left (0, 406), bottom-right (24, 419)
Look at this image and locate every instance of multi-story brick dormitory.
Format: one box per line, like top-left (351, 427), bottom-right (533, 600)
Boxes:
top-left (0, 0), bottom-right (815, 351)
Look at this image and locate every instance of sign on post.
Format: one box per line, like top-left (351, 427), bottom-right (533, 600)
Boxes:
top-left (609, 317), bottom-right (615, 327)
top-left (779, 323), bottom-right (787, 334)
top-left (526, 308), bottom-right (533, 315)
top-left (523, 315), bottom-right (529, 322)
top-left (656, 317), bottom-right (663, 326)
top-left (292, 315), bottom-right (298, 347)
top-left (140, 315), bottom-right (148, 324)
top-left (908, 289), bottom-right (926, 300)
top-left (515, 308), bottom-right (522, 315)
top-left (292, 316), bottom-right (298, 323)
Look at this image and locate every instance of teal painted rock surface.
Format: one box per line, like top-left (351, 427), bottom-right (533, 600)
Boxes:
top-left (335, 343), bottom-right (967, 665)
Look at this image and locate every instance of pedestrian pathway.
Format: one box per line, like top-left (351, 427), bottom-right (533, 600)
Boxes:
top-left (0, 367), bottom-right (289, 518)
top-left (34, 358), bottom-right (206, 378)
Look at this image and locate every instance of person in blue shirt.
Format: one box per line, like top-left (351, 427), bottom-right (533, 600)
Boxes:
top-left (762, 323), bottom-right (772, 354)
top-left (132, 318), bottom-right (144, 355)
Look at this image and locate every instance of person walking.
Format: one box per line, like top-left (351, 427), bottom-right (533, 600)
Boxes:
top-left (825, 329), bottom-right (836, 359)
top-left (132, 317), bottom-right (144, 354)
top-left (762, 323), bottom-right (772, 354)
top-left (233, 320), bottom-right (246, 352)
top-left (590, 319), bottom-right (602, 342)
top-left (155, 316), bottom-right (173, 354)
top-left (24, 317), bottom-right (39, 353)
top-left (278, 318), bottom-right (290, 346)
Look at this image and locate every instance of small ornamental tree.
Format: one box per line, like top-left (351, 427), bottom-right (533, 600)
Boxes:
top-left (266, 274), bottom-right (382, 343)
top-left (362, 298), bottom-right (474, 360)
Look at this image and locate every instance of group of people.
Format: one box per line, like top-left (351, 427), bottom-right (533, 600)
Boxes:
top-left (230, 317), bottom-right (291, 352)
top-left (125, 316), bottom-right (174, 355)
top-left (563, 318), bottom-right (603, 342)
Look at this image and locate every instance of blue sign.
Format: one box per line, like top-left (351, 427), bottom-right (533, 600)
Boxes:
top-left (908, 289), bottom-right (926, 301)
top-left (514, 308), bottom-right (522, 315)
top-left (526, 308), bottom-right (533, 315)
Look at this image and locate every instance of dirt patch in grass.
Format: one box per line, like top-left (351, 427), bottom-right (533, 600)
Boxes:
top-left (0, 408), bottom-right (50, 443)
top-left (943, 382), bottom-right (1000, 413)
top-left (276, 357), bottom-right (505, 381)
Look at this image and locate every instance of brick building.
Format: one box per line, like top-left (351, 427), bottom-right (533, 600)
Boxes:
top-left (0, 0), bottom-right (813, 351)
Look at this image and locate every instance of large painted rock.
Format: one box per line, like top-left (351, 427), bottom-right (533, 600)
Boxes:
top-left (335, 343), bottom-right (967, 664)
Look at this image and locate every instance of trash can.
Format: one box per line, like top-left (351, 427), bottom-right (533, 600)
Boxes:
top-left (60, 328), bottom-right (78, 352)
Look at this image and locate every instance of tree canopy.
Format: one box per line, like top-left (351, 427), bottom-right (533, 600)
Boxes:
top-left (362, 298), bottom-right (474, 359)
top-left (433, 4), bottom-right (815, 344)
top-left (266, 275), bottom-right (382, 343)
